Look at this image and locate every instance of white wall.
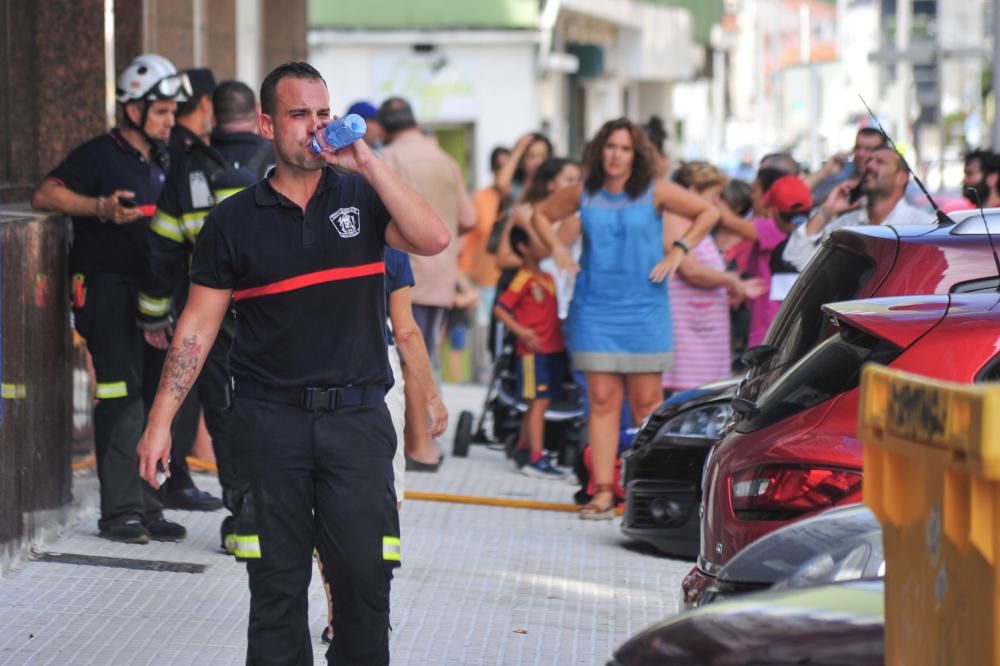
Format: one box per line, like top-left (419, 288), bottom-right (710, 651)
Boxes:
top-left (309, 32), bottom-right (540, 190)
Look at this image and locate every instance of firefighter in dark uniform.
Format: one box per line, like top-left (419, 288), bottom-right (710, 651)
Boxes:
top-left (137, 62), bottom-right (450, 665)
top-left (31, 54), bottom-right (189, 544)
top-left (139, 79), bottom-right (275, 548)
top-left (143, 66), bottom-right (223, 512)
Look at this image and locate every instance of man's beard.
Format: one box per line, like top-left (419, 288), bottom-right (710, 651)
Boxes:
top-left (966, 178), bottom-right (990, 205)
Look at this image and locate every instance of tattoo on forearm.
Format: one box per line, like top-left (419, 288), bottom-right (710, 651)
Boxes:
top-left (160, 334), bottom-right (202, 403)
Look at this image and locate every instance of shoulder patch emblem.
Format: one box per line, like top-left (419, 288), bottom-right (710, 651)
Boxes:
top-left (330, 207), bottom-right (361, 238)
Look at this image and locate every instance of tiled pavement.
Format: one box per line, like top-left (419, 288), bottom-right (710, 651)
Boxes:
top-left (0, 384), bottom-right (691, 665)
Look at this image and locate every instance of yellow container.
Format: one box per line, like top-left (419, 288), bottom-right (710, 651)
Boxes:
top-left (859, 364), bottom-right (1000, 665)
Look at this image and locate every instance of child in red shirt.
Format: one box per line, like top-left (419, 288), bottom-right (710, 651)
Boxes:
top-left (494, 226), bottom-right (567, 479)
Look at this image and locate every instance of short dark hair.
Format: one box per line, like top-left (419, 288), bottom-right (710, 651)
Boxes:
top-left (260, 62), bottom-right (325, 117)
top-left (509, 225), bottom-right (530, 259)
top-left (756, 167), bottom-right (787, 195)
top-left (176, 68), bottom-right (217, 118)
top-left (759, 152), bottom-right (800, 175)
top-left (641, 115), bottom-right (668, 156)
top-left (489, 146), bottom-right (510, 173)
top-left (721, 179), bottom-right (753, 217)
top-left (582, 118), bottom-right (657, 199)
top-left (213, 80), bottom-right (256, 125)
top-left (378, 97), bottom-right (417, 134)
top-left (856, 127), bottom-right (888, 146)
top-left (966, 149), bottom-right (1000, 176)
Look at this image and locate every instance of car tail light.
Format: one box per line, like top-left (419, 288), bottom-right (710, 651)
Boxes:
top-left (730, 465), bottom-right (862, 520)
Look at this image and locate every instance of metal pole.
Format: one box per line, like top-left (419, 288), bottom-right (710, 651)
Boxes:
top-left (712, 41), bottom-right (726, 163)
top-left (993, 0), bottom-right (1000, 146)
top-left (800, 2), bottom-right (819, 169)
top-left (895, 0), bottom-right (912, 147)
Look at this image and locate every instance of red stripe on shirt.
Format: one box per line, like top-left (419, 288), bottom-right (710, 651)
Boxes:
top-left (232, 261), bottom-right (385, 301)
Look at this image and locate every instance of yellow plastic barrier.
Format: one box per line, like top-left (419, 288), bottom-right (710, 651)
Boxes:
top-left (859, 364), bottom-right (1000, 665)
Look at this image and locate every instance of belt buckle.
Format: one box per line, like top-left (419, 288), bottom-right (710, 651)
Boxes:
top-left (302, 387), bottom-right (343, 411)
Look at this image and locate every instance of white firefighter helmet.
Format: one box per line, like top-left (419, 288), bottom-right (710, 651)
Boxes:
top-left (116, 53), bottom-right (191, 104)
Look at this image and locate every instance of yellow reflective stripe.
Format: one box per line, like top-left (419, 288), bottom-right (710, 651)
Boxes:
top-left (95, 381), bottom-right (128, 399)
top-left (213, 187), bottom-right (244, 203)
top-left (138, 292), bottom-right (171, 317)
top-left (180, 211), bottom-right (209, 243)
top-left (382, 536), bottom-right (401, 562)
top-left (150, 212), bottom-right (184, 243)
top-left (1, 383), bottom-right (27, 399)
top-left (234, 534), bottom-right (261, 559)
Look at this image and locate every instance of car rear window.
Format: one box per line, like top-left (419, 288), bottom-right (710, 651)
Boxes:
top-left (977, 355), bottom-right (1000, 382)
top-left (743, 246), bottom-right (876, 401)
top-left (737, 324), bottom-right (902, 433)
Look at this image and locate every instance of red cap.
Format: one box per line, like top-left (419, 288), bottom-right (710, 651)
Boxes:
top-left (764, 175), bottom-right (812, 216)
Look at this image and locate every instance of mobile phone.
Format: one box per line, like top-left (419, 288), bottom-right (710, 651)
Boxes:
top-left (118, 196), bottom-right (137, 208)
top-left (847, 182), bottom-right (863, 204)
top-left (155, 461), bottom-right (167, 487)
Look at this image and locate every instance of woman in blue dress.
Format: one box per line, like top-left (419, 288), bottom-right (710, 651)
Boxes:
top-left (533, 118), bottom-right (719, 519)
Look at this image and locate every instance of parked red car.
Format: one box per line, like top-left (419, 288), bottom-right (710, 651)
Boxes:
top-left (624, 212), bottom-right (1000, 559)
top-left (683, 292), bottom-right (1000, 605)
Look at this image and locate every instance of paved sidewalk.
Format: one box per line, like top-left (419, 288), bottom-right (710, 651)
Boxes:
top-left (0, 384), bottom-right (690, 665)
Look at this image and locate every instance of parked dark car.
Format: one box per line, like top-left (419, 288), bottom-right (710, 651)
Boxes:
top-left (621, 212), bottom-right (1000, 558)
top-left (620, 378), bottom-right (737, 558)
top-left (694, 503), bottom-right (882, 607)
top-left (608, 579), bottom-right (884, 666)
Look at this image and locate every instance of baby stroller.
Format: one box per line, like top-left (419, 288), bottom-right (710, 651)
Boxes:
top-left (453, 321), bottom-right (586, 466)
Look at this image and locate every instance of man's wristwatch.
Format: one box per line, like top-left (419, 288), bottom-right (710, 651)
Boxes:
top-left (673, 239), bottom-right (691, 254)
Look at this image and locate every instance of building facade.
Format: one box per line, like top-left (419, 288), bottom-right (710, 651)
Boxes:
top-left (309, 0), bottom-right (707, 188)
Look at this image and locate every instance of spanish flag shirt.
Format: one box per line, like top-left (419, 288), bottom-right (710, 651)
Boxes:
top-left (497, 268), bottom-right (565, 356)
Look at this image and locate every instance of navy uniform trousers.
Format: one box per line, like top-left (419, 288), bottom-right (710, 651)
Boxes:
top-left (228, 393), bottom-right (400, 666)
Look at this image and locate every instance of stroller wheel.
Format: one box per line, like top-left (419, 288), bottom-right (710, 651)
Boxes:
top-left (453, 410), bottom-right (474, 458)
top-left (503, 432), bottom-right (519, 459)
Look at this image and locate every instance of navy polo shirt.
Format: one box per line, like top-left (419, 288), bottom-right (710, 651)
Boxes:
top-left (384, 247), bottom-right (415, 345)
top-left (190, 167), bottom-right (393, 389)
top-left (48, 129), bottom-right (166, 279)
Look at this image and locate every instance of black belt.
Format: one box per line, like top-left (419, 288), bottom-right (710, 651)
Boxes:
top-left (233, 378), bottom-right (385, 411)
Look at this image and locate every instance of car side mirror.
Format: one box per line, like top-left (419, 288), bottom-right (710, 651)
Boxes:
top-left (739, 344), bottom-right (777, 369)
top-left (730, 396), bottom-right (759, 418)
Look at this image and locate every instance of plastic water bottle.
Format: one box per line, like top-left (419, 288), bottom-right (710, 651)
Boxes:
top-left (309, 114), bottom-right (367, 153)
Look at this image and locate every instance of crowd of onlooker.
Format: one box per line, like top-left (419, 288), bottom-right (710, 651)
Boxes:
top-left (450, 119), bottom-right (1000, 518)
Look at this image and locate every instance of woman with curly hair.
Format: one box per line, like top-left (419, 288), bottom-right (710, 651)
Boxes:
top-left (532, 118), bottom-right (719, 519)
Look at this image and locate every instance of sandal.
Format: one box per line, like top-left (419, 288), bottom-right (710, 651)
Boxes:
top-left (579, 484), bottom-right (616, 521)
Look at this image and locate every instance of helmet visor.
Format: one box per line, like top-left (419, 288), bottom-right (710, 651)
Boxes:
top-left (150, 72), bottom-right (192, 101)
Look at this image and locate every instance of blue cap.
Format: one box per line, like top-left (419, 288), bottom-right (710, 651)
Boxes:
top-left (347, 101), bottom-right (378, 120)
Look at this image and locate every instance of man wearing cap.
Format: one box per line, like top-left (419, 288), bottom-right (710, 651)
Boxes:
top-left (782, 146), bottom-right (930, 271)
top-left (715, 169), bottom-right (812, 347)
top-left (170, 68), bottom-right (217, 152)
top-left (346, 100), bottom-right (385, 148)
top-left (31, 54), bottom-right (190, 544)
